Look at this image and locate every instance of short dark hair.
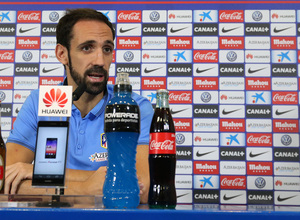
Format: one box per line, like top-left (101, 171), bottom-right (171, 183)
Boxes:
top-left (56, 8), bottom-right (115, 50)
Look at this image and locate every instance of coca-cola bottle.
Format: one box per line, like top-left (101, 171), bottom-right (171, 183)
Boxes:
top-left (0, 101), bottom-right (6, 194)
top-left (148, 89), bottom-right (176, 209)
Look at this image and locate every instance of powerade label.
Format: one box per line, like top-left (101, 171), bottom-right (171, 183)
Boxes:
top-left (0, 155), bottom-right (3, 190)
top-left (149, 132), bottom-right (176, 154)
top-left (104, 104), bottom-right (140, 133)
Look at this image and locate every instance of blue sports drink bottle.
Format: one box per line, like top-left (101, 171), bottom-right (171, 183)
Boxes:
top-left (103, 72), bottom-right (140, 209)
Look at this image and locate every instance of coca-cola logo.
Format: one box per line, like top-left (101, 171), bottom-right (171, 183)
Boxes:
top-left (272, 92), bottom-right (298, 104)
top-left (150, 140), bottom-right (174, 151)
top-left (247, 133), bottom-right (272, 146)
top-left (220, 176), bottom-right (246, 189)
top-left (117, 11), bottom-right (141, 22)
top-left (0, 51), bottom-right (14, 62)
top-left (169, 91), bottom-right (192, 103)
top-left (17, 11), bottom-right (41, 22)
top-left (193, 50), bottom-right (218, 63)
top-left (219, 10), bottom-right (244, 22)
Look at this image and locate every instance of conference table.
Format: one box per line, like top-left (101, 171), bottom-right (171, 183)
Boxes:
top-left (1, 194), bottom-right (300, 220)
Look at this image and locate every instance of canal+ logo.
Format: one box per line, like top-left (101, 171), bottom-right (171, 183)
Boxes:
top-left (43, 88), bottom-right (68, 108)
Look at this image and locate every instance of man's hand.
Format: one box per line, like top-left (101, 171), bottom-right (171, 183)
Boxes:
top-left (5, 162), bottom-right (33, 194)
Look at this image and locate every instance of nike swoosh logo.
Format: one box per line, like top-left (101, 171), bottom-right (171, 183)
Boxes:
top-left (19, 27), bottom-right (37, 33)
top-left (196, 67), bottom-right (215, 74)
top-left (196, 150), bottom-right (215, 157)
top-left (222, 27), bottom-right (240, 33)
top-left (177, 193), bottom-right (189, 199)
top-left (223, 194), bottom-right (243, 201)
top-left (170, 27), bottom-right (188, 33)
top-left (144, 67), bottom-right (162, 73)
top-left (275, 109), bottom-right (294, 115)
top-left (274, 27), bottom-right (292, 33)
top-left (277, 195), bottom-right (297, 202)
top-left (42, 67), bottom-right (61, 73)
top-left (119, 27), bottom-right (137, 33)
top-left (248, 67), bottom-right (267, 74)
top-left (222, 108), bottom-right (241, 115)
top-left (249, 151), bottom-right (268, 158)
top-left (0, 66), bottom-right (11, 72)
top-left (170, 108), bottom-right (188, 115)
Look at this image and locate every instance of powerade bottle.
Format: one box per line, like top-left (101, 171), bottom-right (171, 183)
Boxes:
top-left (103, 72), bottom-right (140, 209)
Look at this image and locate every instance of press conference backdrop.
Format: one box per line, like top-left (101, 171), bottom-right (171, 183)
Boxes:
top-left (0, 0), bottom-right (299, 206)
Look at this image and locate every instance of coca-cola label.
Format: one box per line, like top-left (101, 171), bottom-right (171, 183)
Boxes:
top-left (0, 51), bottom-right (14, 62)
top-left (149, 132), bottom-right (176, 154)
top-left (193, 50), bottom-right (218, 63)
top-left (272, 92), bottom-right (298, 105)
top-left (104, 104), bottom-right (140, 133)
top-left (220, 176), bottom-right (246, 189)
top-left (117, 11), bottom-right (141, 23)
top-left (219, 10), bottom-right (244, 22)
top-left (169, 91), bottom-right (192, 104)
top-left (17, 11), bottom-right (41, 23)
top-left (247, 133), bottom-right (272, 147)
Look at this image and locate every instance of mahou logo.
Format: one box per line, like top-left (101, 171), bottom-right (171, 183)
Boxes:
top-left (247, 162), bottom-right (273, 175)
top-left (246, 78), bottom-right (271, 90)
top-left (193, 161), bottom-right (219, 175)
top-left (173, 118), bottom-right (193, 132)
top-left (219, 37), bottom-right (244, 49)
top-left (220, 119), bottom-right (245, 132)
top-left (0, 77), bottom-right (13, 89)
top-left (220, 176), bottom-right (246, 189)
top-left (142, 77), bottom-right (166, 90)
top-left (16, 37), bottom-right (40, 49)
top-left (168, 37), bottom-right (192, 49)
top-left (273, 119), bottom-right (299, 133)
top-left (117, 11), bottom-right (141, 22)
top-left (0, 51), bottom-right (14, 62)
top-left (272, 92), bottom-right (298, 105)
top-left (271, 37), bottom-right (296, 49)
top-left (43, 88), bottom-right (68, 108)
top-left (169, 91), bottom-right (192, 104)
top-left (39, 77), bottom-right (64, 86)
top-left (193, 77), bottom-right (218, 90)
top-left (17, 11), bottom-right (41, 23)
top-left (117, 37), bottom-right (141, 49)
top-left (193, 50), bottom-right (218, 63)
top-left (219, 10), bottom-right (244, 22)
top-left (247, 133), bottom-right (272, 147)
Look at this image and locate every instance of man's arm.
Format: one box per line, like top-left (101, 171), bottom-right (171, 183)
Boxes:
top-left (5, 142), bottom-right (35, 194)
top-left (6, 142), bottom-right (150, 204)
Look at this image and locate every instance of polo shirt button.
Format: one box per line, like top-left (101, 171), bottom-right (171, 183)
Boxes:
top-left (79, 130), bottom-right (84, 134)
top-left (77, 145), bottom-right (82, 149)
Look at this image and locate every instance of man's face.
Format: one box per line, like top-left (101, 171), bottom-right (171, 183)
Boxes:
top-left (67, 20), bottom-right (114, 95)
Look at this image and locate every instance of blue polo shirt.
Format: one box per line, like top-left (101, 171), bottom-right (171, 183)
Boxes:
top-left (7, 84), bottom-right (154, 170)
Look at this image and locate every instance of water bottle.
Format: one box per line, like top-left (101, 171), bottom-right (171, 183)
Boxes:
top-left (103, 72), bottom-right (140, 208)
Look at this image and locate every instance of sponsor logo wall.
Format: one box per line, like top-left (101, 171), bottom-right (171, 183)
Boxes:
top-left (0, 2), bottom-right (299, 206)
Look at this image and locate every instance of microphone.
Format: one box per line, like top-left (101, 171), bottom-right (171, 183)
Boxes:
top-left (72, 84), bottom-right (87, 101)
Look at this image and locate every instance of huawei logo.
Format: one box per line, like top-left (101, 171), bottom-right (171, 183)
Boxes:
top-left (43, 88), bottom-right (68, 107)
